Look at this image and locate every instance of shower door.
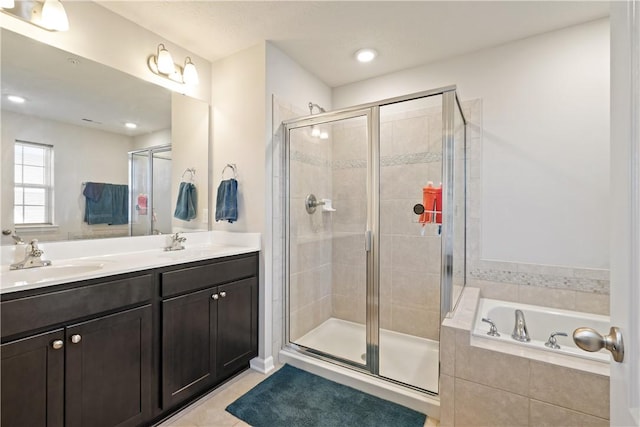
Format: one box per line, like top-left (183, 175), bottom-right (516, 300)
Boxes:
top-left (286, 110), bottom-right (373, 368)
top-left (284, 87), bottom-right (466, 395)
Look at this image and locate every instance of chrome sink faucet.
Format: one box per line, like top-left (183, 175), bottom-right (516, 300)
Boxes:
top-left (10, 239), bottom-right (52, 270)
top-left (511, 309), bottom-right (531, 342)
top-left (165, 232), bottom-right (186, 251)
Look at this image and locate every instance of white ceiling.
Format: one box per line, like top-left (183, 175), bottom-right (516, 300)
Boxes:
top-left (99, 1), bottom-right (610, 88)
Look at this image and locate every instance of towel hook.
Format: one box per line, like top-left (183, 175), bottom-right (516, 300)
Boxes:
top-left (181, 168), bottom-right (196, 183)
top-left (222, 163), bottom-right (238, 180)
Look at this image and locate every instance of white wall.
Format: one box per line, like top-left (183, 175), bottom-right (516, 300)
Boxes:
top-left (2, 111), bottom-right (131, 241)
top-left (132, 129), bottom-right (171, 150)
top-left (265, 43), bottom-right (333, 364)
top-left (334, 18), bottom-right (610, 269)
top-left (0, 2), bottom-right (211, 102)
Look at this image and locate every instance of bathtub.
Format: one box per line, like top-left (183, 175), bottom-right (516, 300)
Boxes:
top-left (472, 298), bottom-right (611, 363)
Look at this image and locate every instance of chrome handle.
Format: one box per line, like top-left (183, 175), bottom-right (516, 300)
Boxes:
top-left (544, 331), bottom-right (568, 349)
top-left (212, 294), bottom-right (219, 300)
top-left (481, 318), bottom-right (500, 337)
top-left (220, 291), bottom-right (227, 298)
top-left (573, 326), bottom-right (624, 362)
top-left (70, 334), bottom-right (82, 344)
top-left (365, 230), bottom-right (372, 252)
top-left (52, 340), bottom-right (64, 350)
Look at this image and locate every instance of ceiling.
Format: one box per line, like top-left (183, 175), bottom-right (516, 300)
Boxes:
top-left (99, 1), bottom-right (610, 88)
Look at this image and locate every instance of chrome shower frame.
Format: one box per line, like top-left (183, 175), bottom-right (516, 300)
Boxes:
top-left (282, 85), bottom-right (467, 394)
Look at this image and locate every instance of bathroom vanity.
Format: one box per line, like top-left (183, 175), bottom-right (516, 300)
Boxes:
top-left (0, 234), bottom-right (259, 427)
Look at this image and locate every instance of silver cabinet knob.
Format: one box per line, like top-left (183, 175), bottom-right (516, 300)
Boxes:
top-left (220, 291), bottom-right (227, 298)
top-left (212, 294), bottom-right (219, 300)
top-left (573, 326), bottom-right (624, 362)
top-left (70, 334), bottom-right (82, 344)
top-left (52, 340), bottom-right (64, 350)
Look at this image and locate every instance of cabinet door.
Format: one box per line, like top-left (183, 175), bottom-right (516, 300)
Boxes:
top-left (1, 329), bottom-right (64, 427)
top-left (217, 277), bottom-right (258, 380)
top-left (65, 305), bottom-right (152, 427)
top-left (161, 287), bottom-right (217, 409)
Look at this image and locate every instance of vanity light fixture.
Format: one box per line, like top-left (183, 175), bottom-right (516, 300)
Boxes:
top-left (355, 48), bottom-right (377, 63)
top-left (148, 44), bottom-right (199, 86)
top-left (0, 0), bottom-right (69, 31)
top-left (125, 122), bottom-right (137, 129)
top-left (311, 125), bottom-right (321, 138)
top-left (7, 95), bottom-right (26, 103)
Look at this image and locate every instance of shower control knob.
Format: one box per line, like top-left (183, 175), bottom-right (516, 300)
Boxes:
top-left (573, 326), bottom-right (624, 362)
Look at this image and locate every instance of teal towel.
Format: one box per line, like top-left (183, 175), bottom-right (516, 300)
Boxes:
top-left (174, 182), bottom-right (197, 221)
top-left (83, 183), bottom-right (128, 225)
top-left (215, 178), bottom-right (238, 223)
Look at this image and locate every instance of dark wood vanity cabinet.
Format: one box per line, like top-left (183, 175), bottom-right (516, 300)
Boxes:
top-left (160, 254), bottom-right (259, 410)
top-left (0, 251), bottom-right (258, 427)
top-left (1, 275), bottom-right (153, 427)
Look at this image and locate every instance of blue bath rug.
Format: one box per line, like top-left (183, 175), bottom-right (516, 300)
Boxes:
top-left (226, 364), bottom-right (427, 427)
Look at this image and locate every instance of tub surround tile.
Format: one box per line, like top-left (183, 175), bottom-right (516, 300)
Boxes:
top-left (467, 279), bottom-right (519, 302)
top-left (439, 326), bottom-right (456, 376)
top-left (454, 378), bottom-right (530, 427)
top-left (529, 361), bottom-right (609, 419)
top-left (517, 285), bottom-right (576, 310)
top-left (455, 330), bottom-right (530, 395)
top-left (439, 374), bottom-right (455, 427)
top-left (529, 400), bottom-right (609, 427)
top-left (574, 292), bottom-right (610, 315)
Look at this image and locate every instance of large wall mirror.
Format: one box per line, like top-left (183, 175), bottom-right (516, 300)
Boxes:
top-left (1, 29), bottom-right (210, 243)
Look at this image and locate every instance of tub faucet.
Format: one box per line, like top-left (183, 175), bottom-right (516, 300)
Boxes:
top-left (10, 239), bottom-right (52, 270)
top-left (511, 309), bottom-right (531, 342)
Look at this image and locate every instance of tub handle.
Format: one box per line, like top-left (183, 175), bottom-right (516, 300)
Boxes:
top-left (544, 331), bottom-right (568, 349)
top-left (573, 326), bottom-right (624, 363)
top-left (481, 318), bottom-right (500, 337)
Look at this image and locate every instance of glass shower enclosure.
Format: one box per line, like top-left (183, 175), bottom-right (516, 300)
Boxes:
top-left (283, 86), bottom-right (466, 394)
top-left (129, 144), bottom-right (172, 236)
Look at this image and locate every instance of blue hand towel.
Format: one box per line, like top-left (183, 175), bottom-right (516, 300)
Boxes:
top-left (215, 178), bottom-right (238, 223)
top-left (84, 183), bottom-right (129, 225)
top-left (174, 182), bottom-right (197, 221)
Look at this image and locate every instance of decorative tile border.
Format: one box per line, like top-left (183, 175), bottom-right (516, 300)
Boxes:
top-left (292, 151), bottom-right (442, 170)
top-left (469, 268), bottom-right (609, 294)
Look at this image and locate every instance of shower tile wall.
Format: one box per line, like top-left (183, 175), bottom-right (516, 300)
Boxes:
top-left (288, 126), bottom-right (333, 342)
top-left (330, 118), bottom-right (368, 324)
top-left (378, 104), bottom-right (443, 341)
top-left (329, 103), bottom-right (444, 341)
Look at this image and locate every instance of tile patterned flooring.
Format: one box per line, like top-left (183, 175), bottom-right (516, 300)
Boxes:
top-left (158, 367), bottom-right (440, 427)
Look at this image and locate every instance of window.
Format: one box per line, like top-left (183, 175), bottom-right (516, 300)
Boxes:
top-left (14, 140), bottom-right (54, 225)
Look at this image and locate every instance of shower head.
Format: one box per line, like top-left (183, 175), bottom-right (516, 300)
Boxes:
top-left (308, 102), bottom-right (326, 115)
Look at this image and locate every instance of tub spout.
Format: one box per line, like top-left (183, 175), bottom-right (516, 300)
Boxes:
top-left (511, 309), bottom-right (531, 342)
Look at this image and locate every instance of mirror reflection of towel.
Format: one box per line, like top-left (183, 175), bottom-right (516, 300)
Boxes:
top-left (83, 183), bottom-right (128, 225)
top-left (174, 182), bottom-right (197, 221)
top-left (215, 178), bottom-right (238, 223)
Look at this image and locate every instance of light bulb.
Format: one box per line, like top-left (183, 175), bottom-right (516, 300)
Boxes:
top-left (41, 0), bottom-right (69, 31)
top-left (183, 57), bottom-right (199, 85)
top-left (311, 126), bottom-right (321, 137)
top-left (156, 44), bottom-right (175, 75)
top-left (355, 48), bottom-right (377, 63)
top-left (320, 131), bottom-right (329, 140)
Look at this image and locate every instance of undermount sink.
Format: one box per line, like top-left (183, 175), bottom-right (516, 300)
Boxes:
top-left (4, 263), bottom-right (105, 284)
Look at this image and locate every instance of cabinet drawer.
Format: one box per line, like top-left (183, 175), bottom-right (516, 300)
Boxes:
top-left (161, 254), bottom-right (257, 297)
top-left (1, 274), bottom-right (153, 338)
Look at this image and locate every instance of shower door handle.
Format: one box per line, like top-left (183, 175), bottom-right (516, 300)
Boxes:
top-left (365, 230), bottom-right (372, 252)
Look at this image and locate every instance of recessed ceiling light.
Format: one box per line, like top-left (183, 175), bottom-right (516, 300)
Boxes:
top-left (355, 48), bottom-right (377, 63)
top-left (125, 122), bottom-right (137, 129)
top-left (7, 95), bottom-right (26, 104)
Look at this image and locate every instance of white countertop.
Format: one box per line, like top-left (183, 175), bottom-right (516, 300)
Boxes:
top-left (0, 231), bottom-right (261, 294)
